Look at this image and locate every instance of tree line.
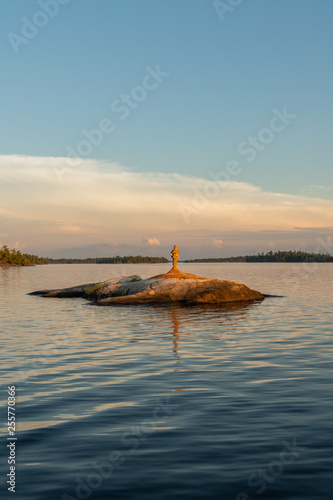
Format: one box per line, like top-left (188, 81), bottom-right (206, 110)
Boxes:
top-left (0, 246), bottom-right (169, 266)
top-left (0, 245), bottom-right (48, 266)
top-left (46, 256), bottom-right (169, 264)
top-left (186, 250), bottom-right (333, 263)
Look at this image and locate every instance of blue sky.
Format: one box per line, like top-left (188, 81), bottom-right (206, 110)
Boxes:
top-left (0, 0), bottom-right (333, 257)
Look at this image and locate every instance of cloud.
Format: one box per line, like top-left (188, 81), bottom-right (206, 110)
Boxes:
top-left (12, 241), bottom-right (26, 250)
top-left (0, 154), bottom-right (333, 257)
top-left (44, 224), bottom-right (84, 234)
top-left (212, 239), bottom-right (223, 248)
top-left (147, 237), bottom-right (160, 246)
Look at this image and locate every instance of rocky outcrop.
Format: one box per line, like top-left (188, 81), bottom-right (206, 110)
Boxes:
top-left (96, 276), bottom-right (264, 305)
top-left (29, 275), bottom-right (143, 298)
top-left (30, 274), bottom-right (264, 305)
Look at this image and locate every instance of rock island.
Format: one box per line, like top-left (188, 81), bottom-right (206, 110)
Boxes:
top-left (30, 245), bottom-right (264, 305)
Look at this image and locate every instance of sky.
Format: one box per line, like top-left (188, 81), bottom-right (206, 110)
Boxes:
top-left (0, 0), bottom-right (332, 258)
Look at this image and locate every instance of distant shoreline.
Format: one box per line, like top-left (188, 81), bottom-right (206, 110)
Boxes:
top-left (0, 261), bottom-right (170, 267)
top-left (2, 248), bottom-right (333, 267)
top-left (46, 257), bottom-right (169, 265)
top-left (184, 260), bottom-right (333, 263)
top-left (186, 250), bottom-right (333, 263)
top-left (0, 246), bottom-right (170, 267)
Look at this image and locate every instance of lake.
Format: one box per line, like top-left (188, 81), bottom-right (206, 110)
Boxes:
top-left (1, 263), bottom-right (332, 500)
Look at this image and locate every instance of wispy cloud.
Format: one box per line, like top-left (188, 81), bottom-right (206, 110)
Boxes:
top-left (0, 154), bottom-right (332, 257)
top-left (44, 223), bottom-right (84, 234)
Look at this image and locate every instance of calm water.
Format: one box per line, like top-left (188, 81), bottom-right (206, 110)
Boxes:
top-left (1, 263), bottom-right (332, 500)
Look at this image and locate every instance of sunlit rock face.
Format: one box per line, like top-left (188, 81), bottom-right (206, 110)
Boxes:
top-left (95, 276), bottom-right (264, 305)
top-left (30, 274), bottom-right (264, 305)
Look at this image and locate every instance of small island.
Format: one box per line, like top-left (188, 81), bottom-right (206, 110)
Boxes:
top-left (30, 245), bottom-right (265, 305)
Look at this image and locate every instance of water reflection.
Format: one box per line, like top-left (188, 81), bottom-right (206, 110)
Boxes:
top-left (171, 307), bottom-right (180, 359)
top-left (145, 300), bottom-right (264, 361)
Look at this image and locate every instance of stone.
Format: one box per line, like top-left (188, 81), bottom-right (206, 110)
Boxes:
top-left (29, 275), bottom-right (142, 298)
top-left (95, 276), bottom-right (264, 305)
